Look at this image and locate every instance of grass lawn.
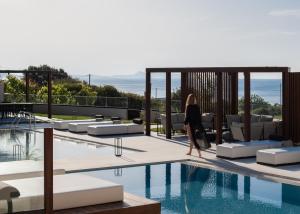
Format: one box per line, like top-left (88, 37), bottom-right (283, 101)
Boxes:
top-left (35, 113), bottom-right (92, 120)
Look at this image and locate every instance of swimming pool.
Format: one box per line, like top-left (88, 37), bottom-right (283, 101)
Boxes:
top-left (83, 162), bottom-right (300, 214)
top-left (0, 129), bottom-right (135, 162)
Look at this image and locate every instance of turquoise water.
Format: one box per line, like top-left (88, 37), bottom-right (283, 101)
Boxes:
top-left (83, 162), bottom-right (300, 214)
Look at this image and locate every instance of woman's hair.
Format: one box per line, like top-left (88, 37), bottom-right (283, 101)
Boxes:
top-left (185, 94), bottom-right (196, 110)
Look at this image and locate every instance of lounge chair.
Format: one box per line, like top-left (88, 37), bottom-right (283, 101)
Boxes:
top-left (231, 122), bottom-right (264, 141)
top-left (68, 121), bottom-right (113, 133)
top-left (53, 119), bottom-right (96, 130)
top-left (257, 145), bottom-right (300, 166)
top-left (216, 140), bottom-right (283, 159)
top-left (87, 123), bottom-right (144, 136)
top-left (0, 174), bottom-right (123, 213)
top-left (0, 160), bottom-right (65, 181)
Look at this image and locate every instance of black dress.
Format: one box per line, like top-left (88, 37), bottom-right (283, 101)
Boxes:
top-left (184, 104), bottom-right (203, 149)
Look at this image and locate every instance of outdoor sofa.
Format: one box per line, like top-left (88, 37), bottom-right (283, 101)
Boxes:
top-left (68, 121), bottom-right (114, 133)
top-left (54, 119), bottom-right (96, 130)
top-left (160, 112), bottom-right (214, 134)
top-left (0, 173), bottom-right (123, 213)
top-left (216, 140), bottom-right (284, 159)
top-left (87, 123), bottom-right (144, 136)
top-left (226, 114), bottom-right (281, 141)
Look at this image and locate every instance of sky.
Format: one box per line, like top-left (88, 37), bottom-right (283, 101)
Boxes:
top-left (0, 0), bottom-right (300, 78)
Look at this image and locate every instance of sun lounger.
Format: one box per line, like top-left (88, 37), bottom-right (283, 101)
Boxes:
top-left (68, 121), bottom-right (113, 133)
top-left (54, 119), bottom-right (96, 130)
top-left (0, 173), bottom-right (123, 213)
top-left (216, 140), bottom-right (283, 159)
top-left (0, 160), bottom-right (65, 181)
top-left (87, 123), bottom-right (144, 136)
top-left (257, 147), bottom-right (300, 166)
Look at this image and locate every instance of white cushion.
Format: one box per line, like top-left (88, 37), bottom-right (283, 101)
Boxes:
top-left (217, 140), bottom-right (283, 159)
top-left (54, 119), bottom-right (96, 130)
top-left (2, 174), bottom-right (123, 212)
top-left (0, 161), bottom-right (65, 181)
top-left (68, 121), bottom-right (113, 133)
top-left (87, 123), bottom-right (143, 136)
top-left (257, 147), bottom-right (300, 165)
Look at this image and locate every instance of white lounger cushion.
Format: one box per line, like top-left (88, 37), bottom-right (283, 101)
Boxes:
top-left (68, 121), bottom-right (113, 133)
top-left (0, 160), bottom-right (65, 181)
top-left (87, 123), bottom-right (144, 136)
top-left (216, 140), bottom-right (283, 159)
top-left (1, 174), bottom-right (123, 212)
top-left (54, 119), bottom-right (96, 130)
top-left (257, 147), bottom-right (300, 165)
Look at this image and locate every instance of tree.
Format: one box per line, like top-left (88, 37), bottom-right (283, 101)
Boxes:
top-left (4, 75), bottom-right (26, 102)
top-left (37, 84), bottom-right (74, 104)
top-left (26, 65), bottom-right (78, 85)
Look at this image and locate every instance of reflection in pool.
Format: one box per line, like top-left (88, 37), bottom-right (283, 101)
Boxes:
top-left (0, 129), bottom-right (135, 162)
top-left (83, 162), bottom-right (300, 214)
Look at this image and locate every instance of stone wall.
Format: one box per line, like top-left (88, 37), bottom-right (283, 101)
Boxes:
top-left (33, 104), bottom-right (128, 119)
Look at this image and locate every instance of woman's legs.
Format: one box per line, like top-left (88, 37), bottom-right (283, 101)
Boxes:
top-left (186, 125), bottom-right (201, 157)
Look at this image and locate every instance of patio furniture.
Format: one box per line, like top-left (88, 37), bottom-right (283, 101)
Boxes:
top-left (0, 174), bottom-right (123, 212)
top-left (53, 119), bottom-right (96, 130)
top-left (111, 116), bottom-right (121, 121)
top-left (0, 161), bottom-right (65, 181)
top-left (160, 112), bottom-right (214, 135)
top-left (231, 122), bottom-right (264, 141)
top-left (216, 140), bottom-right (283, 159)
top-left (87, 123), bottom-right (144, 136)
top-left (257, 145), bottom-right (300, 166)
top-left (0, 181), bottom-right (20, 213)
top-left (68, 121), bottom-right (113, 133)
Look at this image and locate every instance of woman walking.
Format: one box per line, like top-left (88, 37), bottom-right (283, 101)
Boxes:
top-left (184, 93), bottom-right (202, 157)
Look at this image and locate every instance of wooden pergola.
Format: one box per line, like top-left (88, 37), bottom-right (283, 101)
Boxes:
top-left (0, 69), bottom-right (53, 118)
top-left (145, 67), bottom-right (290, 144)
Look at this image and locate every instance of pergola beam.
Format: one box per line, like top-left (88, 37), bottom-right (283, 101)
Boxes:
top-left (216, 72), bottom-right (223, 144)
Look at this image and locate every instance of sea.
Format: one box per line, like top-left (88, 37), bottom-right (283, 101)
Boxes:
top-left (83, 76), bottom-right (282, 104)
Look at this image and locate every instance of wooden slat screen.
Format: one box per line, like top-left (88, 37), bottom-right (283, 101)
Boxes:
top-left (289, 72), bottom-right (300, 143)
top-left (185, 71), bottom-right (238, 117)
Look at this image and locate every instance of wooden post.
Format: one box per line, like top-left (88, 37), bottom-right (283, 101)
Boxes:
top-left (44, 128), bottom-right (53, 214)
top-left (216, 72), bottom-right (223, 144)
top-left (47, 70), bottom-right (52, 119)
top-left (25, 72), bottom-right (29, 103)
top-left (282, 69), bottom-right (290, 140)
top-left (145, 70), bottom-right (151, 136)
top-left (230, 72), bottom-right (238, 114)
top-left (244, 72), bottom-right (251, 142)
top-left (166, 71), bottom-right (172, 139)
top-left (181, 72), bottom-right (187, 113)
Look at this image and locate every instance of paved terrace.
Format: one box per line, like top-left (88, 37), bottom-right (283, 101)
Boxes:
top-left (53, 130), bottom-right (300, 186)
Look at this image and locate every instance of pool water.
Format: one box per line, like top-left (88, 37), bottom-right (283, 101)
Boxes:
top-left (83, 162), bottom-right (300, 214)
top-left (0, 129), bottom-right (135, 162)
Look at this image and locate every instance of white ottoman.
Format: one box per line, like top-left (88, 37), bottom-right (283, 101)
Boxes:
top-left (257, 147), bottom-right (300, 166)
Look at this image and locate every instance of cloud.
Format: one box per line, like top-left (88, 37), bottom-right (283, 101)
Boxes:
top-left (269, 9), bottom-right (300, 17)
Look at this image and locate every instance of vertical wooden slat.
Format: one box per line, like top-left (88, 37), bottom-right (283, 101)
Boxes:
top-left (166, 71), bottom-right (172, 139)
top-left (244, 72), bottom-right (251, 142)
top-left (145, 70), bottom-right (151, 136)
top-left (44, 128), bottom-right (53, 214)
top-left (282, 69), bottom-right (290, 140)
top-left (47, 70), bottom-right (52, 119)
top-left (25, 72), bottom-right (29, 103)
top-left (231, 73), bottom-right (238, 114)
top-left (181, 72), bottom-right (187, 112)
top-left (216, 72), bottom-right (223, 144)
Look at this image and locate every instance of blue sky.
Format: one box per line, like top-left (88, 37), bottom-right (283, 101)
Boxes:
top-left (0, 0), bottom-right (299, 77)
